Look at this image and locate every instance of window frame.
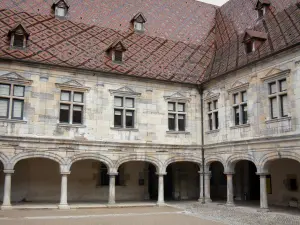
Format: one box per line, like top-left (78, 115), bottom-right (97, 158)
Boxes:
top-left (113, 96), bottom-right (136, 129)
top-left (167, 101), bottom-right (187, 132)
top-left (268, 78), bottom-right (288, 119)
top-left (0, 83), bottom-right (25, 120)
top-left (232, 90), bottom-right (248, 126)
top-left (112, 50), bottom-right (124, 63)
top-left (207, 99), bottom-right (219, 131)
top-left (59, 90), bottom-right (85, 125)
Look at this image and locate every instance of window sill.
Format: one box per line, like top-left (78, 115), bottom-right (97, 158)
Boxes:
top-left (166, 131), bottom-right (190, 135)
top-left (265, 117), bottom-right (291, 124)
top-left (57, 123), bottom-right (86, 128)
top-left (205, 129), bottom-right (220, 134)
top-left (110, 127), bottom-right (139, 132)
top-left (0, 119), bottom-right (27, 124)
top-left (230, 124), bottom-right (250, 129)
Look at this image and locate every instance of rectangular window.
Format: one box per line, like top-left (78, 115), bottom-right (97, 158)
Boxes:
top-left (268, 79), bottom-right (288, 119)
top-left (168, 102), bottom-right (186, 131)
top-left (0, 83), bottom-right (25, 120)
top-left (232, 91), bottom-right (248, 126)
top-left (234, 106), bottom-right (239, 125)
top-left (233, 93), bottom-right (239, 104)
top-left (114, 96), bottom-right (136, 128)
top-left (114, 50), bottom-right (123, 62)
top-left (207, 100), bottom-right (218, 131)
top-left (242, 91), bottom-right (247, 102)
top-left (14, 34), bottom-right (24, 48)
top-left (242, 104), bottom-right (248, 124)
top-left (59, 90), bottom-right (84, 124)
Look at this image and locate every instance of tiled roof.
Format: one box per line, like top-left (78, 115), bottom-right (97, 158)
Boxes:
top-left (0, 9), bottom-right (216, 84)
top-left (0, 0), bottom-right (217, 44)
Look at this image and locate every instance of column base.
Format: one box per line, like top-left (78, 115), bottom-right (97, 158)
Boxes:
top-left (205, 198), bottom-right (212, 203)
top-left (58, 204), bottom-right (70, 210)
top-left (1, 205), bottom-right (12, 210)
top-left (156, 201), bottom-right (166, 207)
top-left (198, 198), bottom-right (205, 203)
top-left (226, 202), bottom-right (235, 207)
top-left (258, 208), bottom-right (270, 213)
top-left (108, 201), bottom-right (116, 206)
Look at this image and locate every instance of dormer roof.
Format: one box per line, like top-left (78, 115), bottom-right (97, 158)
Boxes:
top-left (106, 40), bottom-right (127, 52)
top-left (131, 12), bottom-right (147, 23)
top-left (51, 0), bottom-right (70, 9)
top-left (242, 29), bottom-right (268, 42)
top-left (7, 23), bottom-right (30, 39)
top-left (255, 0), bottom-right (271, 10)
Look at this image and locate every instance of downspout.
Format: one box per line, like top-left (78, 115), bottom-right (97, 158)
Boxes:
top-left (197, 85), bottom-right (205, 204)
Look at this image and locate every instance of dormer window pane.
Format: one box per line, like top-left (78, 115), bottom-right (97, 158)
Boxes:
top-left (114, 50), bottom-right (123, 62)
top-left (246, 41), bottom-right (254, 53)
top-left (56, 7), bottom-right (66, 17)
top-left (135, 22), bottom-right (143, 31)
top-left (258, 8), bottom-right (264, 18)
top-left (14, 34), bottom-right (24, 48)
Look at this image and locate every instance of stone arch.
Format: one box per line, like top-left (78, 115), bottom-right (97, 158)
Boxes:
top-left (163, 156), bottom-right (202, 173)
top-left (225, 153), bottom-right (258, 173)
top-left (205, 155), bottom-right (226, 170)
top-left (258, 151), bottom-right (300, 172)
top-left (66, 152), bottom-right (114, 172)
top-left (115, 155), bottom-right (162, 173)
top-left (9, 151), bottom-right (65, 170)
top-left (0, 152), bottom-right (9, 169)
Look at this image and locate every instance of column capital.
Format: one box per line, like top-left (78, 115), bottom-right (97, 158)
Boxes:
top-left (224, 172), bottom-right (235, 175)
top-left (199, 171), bottom-right (211, 175)
top-left (256, 172), bottom-right (269, 176)
top-left (61, 172), bottom-right (71, 175)
top-left (156, 172), bottom-right (167, 176)
top-left (108, 172), bottom-right (118, 176)
top-left (3, 170), bottom-right (14, 174)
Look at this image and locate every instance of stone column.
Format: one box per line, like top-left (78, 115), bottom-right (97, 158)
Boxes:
top-left (108, 172), bottom-right (117, 205)
top-left (225, 172), bottom-right (235, 206)
top-left (1, 170), bottom-right (14, 210)
top-left (258, 173), bottom-right (269, 212)
top-left (204, 171), bottom-right (212, 203)
top-left (198, 171), bottom-right (204, 202)
top-left (157, 172), bottom-right (166, 206)
top-left (58, 172), bottom-right (70, 209)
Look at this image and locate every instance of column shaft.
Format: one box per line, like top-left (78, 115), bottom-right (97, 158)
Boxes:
top-left (59, 173), bottom-right (70, 209)
top-left (2, 170), bottom-right (14, 209)
top-left (226, 173), bottom-right (234, 206)
top-left (108, 175), bottom-right (116, 204)
top-left (198, 172), bottom-right (204, 201)
top-left (157, 174), bottom-right (165, 206)
top-left (259, 174), bottom-right (269, 211)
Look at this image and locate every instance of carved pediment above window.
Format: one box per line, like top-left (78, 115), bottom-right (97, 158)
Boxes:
top-left (228, 80), bottom-right (249, 93)
top-left (55, 80), bottom-right (90, 92)
top-left (203, 90), bottom-right (220, 101)
top-left (109, 86), bottom-right (141, 97)
top-left (261, 68), bottom-right (291, 82)
top-left (164, 92), bottom-right (190, 102)
top-left (0, 72), bottom-right (32, 85)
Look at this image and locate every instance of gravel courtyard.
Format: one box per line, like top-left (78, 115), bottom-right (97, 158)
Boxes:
top-left (171, 202), bottom-right (300, 225)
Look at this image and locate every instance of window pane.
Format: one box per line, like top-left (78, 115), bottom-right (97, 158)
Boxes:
top-left (234, 106), bottom-right (239, 125)
top-left (270, 97), bottom-right (278, 119)
top-left (73, 105), bottom-right (83, 124)
top-left (12, 100), bottom-right (23, 119)
top-left (269, 82), bottom-right (276, 94)
top-left (208, 102), bottom-right (212, 112)
top-left (114, 97), bottom-right (123, 107)
top-left (13, 85), bottom-right (25, 97)
top-left (246, 41), bottom-right (253, 53)
top-left (125, 110), bottom-right (134, 128)
top-left (73, 92), bottom-right (83, 103)
top-left (178, 114), bottom-right (185, 131)
top-left (168, 113), bottom-right (175, 130)
top-left (56, 7), bottom-right (66, 17)
top-left (242, 91), bottom-right (247, 102)
top-left (208, 113), bottom-right (213, 130)
top-left (125, 98), bottom-right (134, 108)
top-left (213, 100), bottom-right (218, 109)
top-left (178, 103), bottom-right (185, 112)
top-left (114, 50), bottom-right (123, 62)
top-left (135, 22), bottom-right (143, 31)
top-left (233, 93), bottom-right (239, 104)
top-left (14, 34), bottom-right (24, 48)
top-left (114, 109), bottom-right (123, 127)
top-left (214, 111), bottom-right (219, 129)
top-left (168, 102), bottom-right (175, 111)
top-left (0, 98), bottom-right (9, 118)
top-left (0, 84), bottom-right (10, 96)
top-left (281, 95), bottom-right (288, 117)
top-left (61, 91), bottom-right (71, 101)
top-left (59, 104), bottom-right (70, 123)
top-left (279, 79), bottom-right (287, 92)
top-left (242, 104), bottom-right (248, 124)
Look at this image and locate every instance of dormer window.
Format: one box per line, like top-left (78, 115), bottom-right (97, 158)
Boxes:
top-left (243, 29), bottom-right (267, 54)
top-left (255, 0), bottom-right (270, 19)
top-left (52, 0), bottom-right (70, 18)
top-left (8, 24), bottom-right (30, 49)
top-left (106, 40), bottom-right (127, 63)
top-left (131, 12), bottom-right (147, 32)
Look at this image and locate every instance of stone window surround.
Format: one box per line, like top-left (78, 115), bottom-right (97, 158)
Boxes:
top-left (164, 92), bottom-right (190, 134)
top-left (228, 83), bottom-right (250, 129)
top-left (56, 82), bottom-right (90, 128)
top-left (204, 93), bottom-right (220, 133)
top-left (261, 69), bottom-right (291, 123)
top-left (109, 87), bottom-right (141, 131)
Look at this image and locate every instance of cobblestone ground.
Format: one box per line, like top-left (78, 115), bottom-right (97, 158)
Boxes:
top-left (171, 202), bottom-right (300, 225)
